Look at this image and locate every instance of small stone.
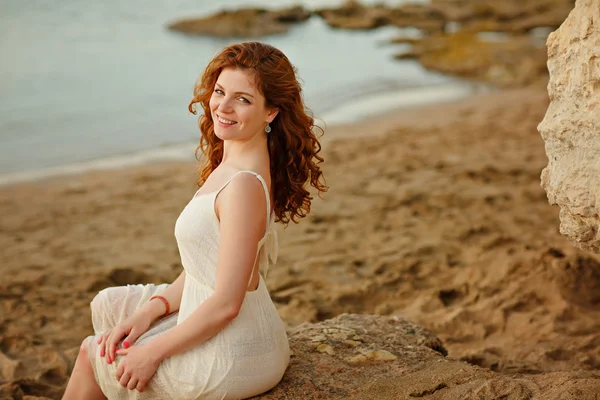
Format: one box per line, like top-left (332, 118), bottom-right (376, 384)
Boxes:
top-left (369, 350), bottom-right (398, 361)
top-left (347, 349), bottom-right (397, 364)
top-left (344, 340), bottom-right (361, 347)
top-left (316, 344), bottom-right (335, 355)
top-left (347, 354), bottom-right (369, 364)
top-left (310, 334), bottom-right (327, 342)
top-left (331, 332), bottom-right (349, 340)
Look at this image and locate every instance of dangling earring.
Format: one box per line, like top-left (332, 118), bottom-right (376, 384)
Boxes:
top-left (265, 123), bottom-right (271, 133)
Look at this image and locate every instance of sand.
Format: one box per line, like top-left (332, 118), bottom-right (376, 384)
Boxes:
top-left (2, 84), bottom-right (600, 398)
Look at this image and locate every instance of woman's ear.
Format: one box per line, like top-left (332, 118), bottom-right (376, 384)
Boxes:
top-left (267, 108), bottom-right (279, 123)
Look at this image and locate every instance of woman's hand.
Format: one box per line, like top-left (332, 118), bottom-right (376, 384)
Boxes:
top-left (115, 343), bottom-right (161, 392)
top-left (97, 312), bottom-right (153, 364)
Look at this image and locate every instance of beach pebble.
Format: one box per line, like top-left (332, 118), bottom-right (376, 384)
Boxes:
top-left (315, 344), bottom-right (335, 355)
top-left (310, 334), bottom-right (327, 342)
top-left (347, 349), bottom-right (398, 364)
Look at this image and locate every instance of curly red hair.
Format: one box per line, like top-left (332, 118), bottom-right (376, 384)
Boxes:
top-left (188, 42), bottom-right (328, 226)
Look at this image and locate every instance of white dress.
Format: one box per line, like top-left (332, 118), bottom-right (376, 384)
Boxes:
top-left (85, 170), bottom-right (290, 400)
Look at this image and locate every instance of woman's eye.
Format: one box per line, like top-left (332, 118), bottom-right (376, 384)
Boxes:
top-left (239, 97), bottom-right (250, 104)
top-left (214, 89), bottom-right (224, 95)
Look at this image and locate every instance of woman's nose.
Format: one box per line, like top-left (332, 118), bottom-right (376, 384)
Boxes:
top-left (217, 97), bottom-right (233, 112)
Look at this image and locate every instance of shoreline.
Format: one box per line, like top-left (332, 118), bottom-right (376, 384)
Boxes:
top-left (0, 80), bottom-right (488, 188)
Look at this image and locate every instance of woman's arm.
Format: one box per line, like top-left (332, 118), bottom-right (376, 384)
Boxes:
top-left (139, 270), bottom-right (186, 322)
top-left (147, 174), bottom-right (267, 361)
top-left (104, 270), bottom-right (187, 363)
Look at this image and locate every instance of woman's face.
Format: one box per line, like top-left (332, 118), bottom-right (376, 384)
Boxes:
top-left (209, 67), bottom-right (277, 141)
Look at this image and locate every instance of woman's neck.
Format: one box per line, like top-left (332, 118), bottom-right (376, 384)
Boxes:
top-left (221, 132), bottom-right (269, 168)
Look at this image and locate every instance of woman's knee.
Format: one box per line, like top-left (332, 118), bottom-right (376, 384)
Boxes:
top-left (90, 286), bottom-right (127, 312)
top-left (78, 337), bottom-right (91, 363)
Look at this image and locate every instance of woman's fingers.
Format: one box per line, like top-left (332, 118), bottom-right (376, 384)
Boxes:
top-left (115, 361), bottom-right (124, 381)
top-left (127, 377), bottom-right (139, 391)
top-left (121, 327), bottom-right (139, 349)
top-left (119, 371), bottom-right (131, 388)
top-left (136, 379), bottom-right (146, 392)
top-left (97, 331), bottom-right (109, 358)
top-left (108, 328), bottom-right (125, 363)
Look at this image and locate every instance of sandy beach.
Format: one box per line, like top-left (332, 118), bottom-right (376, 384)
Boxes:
top-left (3, 81), bottom-right (600, 398)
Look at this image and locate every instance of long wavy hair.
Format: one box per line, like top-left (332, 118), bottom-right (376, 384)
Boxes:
top-left (188, 42), bottom-right (328, 226)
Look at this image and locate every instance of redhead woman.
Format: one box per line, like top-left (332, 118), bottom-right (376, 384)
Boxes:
top-left (62, 42), bottom-right (327, 400)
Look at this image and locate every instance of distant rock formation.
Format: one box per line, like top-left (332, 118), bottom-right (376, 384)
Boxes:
top-left (166, 0), bottom-right (575, 88)
top-left (538, 0), bottom-right (600, 253)
top-left (167, 6), bottom-right (311, 38)
top-left (315, 1), bottom-right (445, 32)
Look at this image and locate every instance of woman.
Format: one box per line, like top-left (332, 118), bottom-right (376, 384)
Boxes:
top-left (62, 42), bottom-right (327, 400)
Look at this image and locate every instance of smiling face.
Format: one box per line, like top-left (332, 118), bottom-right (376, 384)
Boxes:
top-left (209, 67), bottom-right (278, 142)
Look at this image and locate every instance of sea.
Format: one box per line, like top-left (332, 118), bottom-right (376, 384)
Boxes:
top-left (0, 0), bottom-right (482, 185)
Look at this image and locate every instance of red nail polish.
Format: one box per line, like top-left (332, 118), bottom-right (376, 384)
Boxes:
top-left (123, 341), bottom-right (130, 348)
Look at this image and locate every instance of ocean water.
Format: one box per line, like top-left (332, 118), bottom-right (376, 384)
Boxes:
top-left (0, 0), bottom-right (478, 182)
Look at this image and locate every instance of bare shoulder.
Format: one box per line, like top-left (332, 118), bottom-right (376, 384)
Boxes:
top-left (215, 172), bottom-right (268, 220)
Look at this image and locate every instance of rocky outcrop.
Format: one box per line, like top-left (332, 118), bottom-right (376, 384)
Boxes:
top-left (254, 314), bottom-right (600, 399)
top-left (257, 314), bottom-right (451, 399)
top-left (167, 6), bottom-right (311, 38)
top-left (166, 0), bottom-right (575, 88)
top-left (538, 0), bottom-right (600, 253)
top-left (429, 0), bottom-right (575, 33)
top-left (315, 1), bottom-right (446, 32)
top-left (394, 32), bottom-right (548, 87)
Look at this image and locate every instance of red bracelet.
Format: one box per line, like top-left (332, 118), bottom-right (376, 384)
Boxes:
top-left (149, 295), bottom-right (170, 317)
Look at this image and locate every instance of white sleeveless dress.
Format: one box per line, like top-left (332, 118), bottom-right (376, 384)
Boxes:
top-left (85, 170), bottom-right (290, 400)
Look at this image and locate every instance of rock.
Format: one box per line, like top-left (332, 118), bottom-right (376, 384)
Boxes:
top-left (315, 343), bottom-right (335, 355)
top-left (316, 1), bottom-right (445, 32)
top-left (395, 31), bottom-right (548, 87)
top-left (346, 349), bottom-right (397, 364)
top-left (538, 0), bottom-right (600, 253)
top-left (255, 314), bottom-right (600, 399)
top-left (387, 5), bottom-right (446, 33)
top-left (167, 6), bottom-right (311, 38)
top-left (430, 0), bottom-right (575, 32)
top-left (256, 313), bottom-right (453, 398)
top-left (315, 1), bottom-right (389, 30)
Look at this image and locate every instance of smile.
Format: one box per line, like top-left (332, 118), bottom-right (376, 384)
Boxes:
top-left (216, 115), bottom-right (237, 125)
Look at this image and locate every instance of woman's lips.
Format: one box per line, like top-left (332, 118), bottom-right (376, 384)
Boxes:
top-left (216, 114), bottom-right (237, 128)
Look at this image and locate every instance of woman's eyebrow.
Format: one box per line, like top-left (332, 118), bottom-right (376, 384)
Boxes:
top-left (215, 83), bottom-right (255, 98)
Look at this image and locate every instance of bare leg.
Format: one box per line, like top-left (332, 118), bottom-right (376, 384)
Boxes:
top-left (62, 338), bottom-right (106, 400)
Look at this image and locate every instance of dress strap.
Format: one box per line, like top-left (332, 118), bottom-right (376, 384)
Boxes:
top-left (251, 173), bottom-right (272, 228)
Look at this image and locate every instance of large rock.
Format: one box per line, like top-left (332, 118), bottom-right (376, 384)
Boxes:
top-left (167, 6), bottom-right (311, 38)
top-left (255, 314), bottom-right (600, 399)
top-left (315, 1), bottom-right (445, 32)
top-left (430, 0), bottom-right (575, 32)
top-left (314, 1), bottom-right (391, 30)
top-left (394, 32), bottom-right (549, 87)
top-left (538, 0), bottom-right (600, 253)
top-left (257, 314), bottom-right (451, 399)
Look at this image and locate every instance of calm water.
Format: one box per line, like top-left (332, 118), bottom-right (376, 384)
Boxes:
top-left (0, 0), bottom-right (472, 178)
